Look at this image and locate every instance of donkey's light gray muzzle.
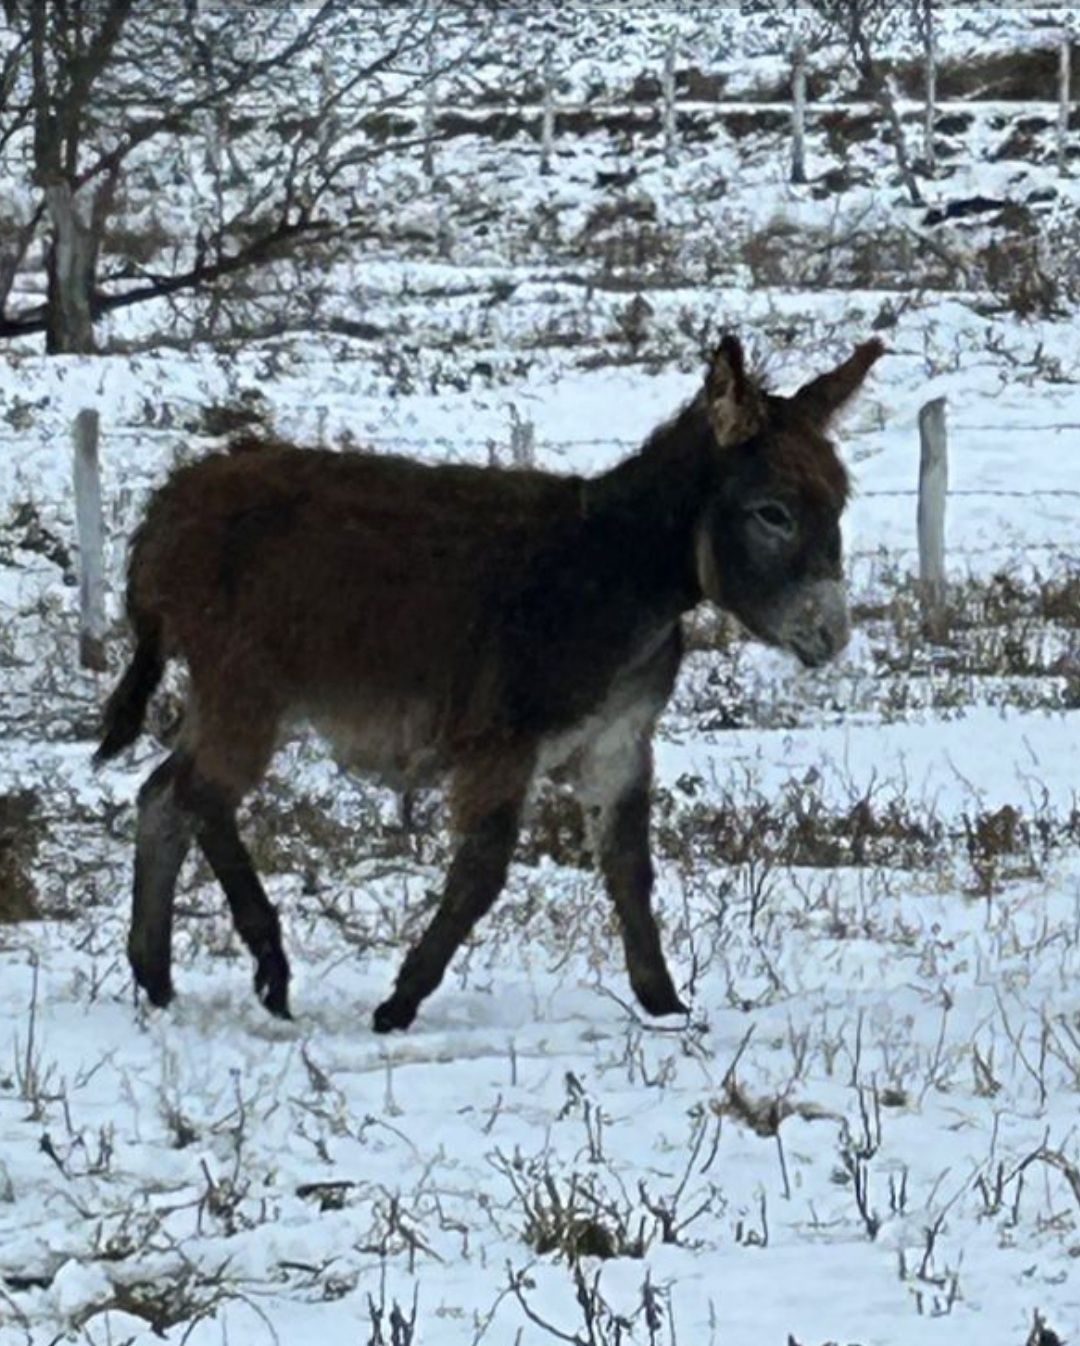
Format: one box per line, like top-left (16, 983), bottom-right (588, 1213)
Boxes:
top-left (778, 579), bottom-right (850, 668)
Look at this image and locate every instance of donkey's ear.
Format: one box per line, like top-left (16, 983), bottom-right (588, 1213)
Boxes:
top-left (790, 339), bottom-right (886, 427)
top-left (705, 335), bottom-right (763, 447)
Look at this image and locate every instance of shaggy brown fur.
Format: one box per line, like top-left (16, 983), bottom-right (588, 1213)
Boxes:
top-left (97, 335), bottom-right (884, 1031)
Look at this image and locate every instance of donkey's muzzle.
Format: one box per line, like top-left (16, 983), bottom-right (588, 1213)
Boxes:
top-left (781, 579), bottom-right (850, 668)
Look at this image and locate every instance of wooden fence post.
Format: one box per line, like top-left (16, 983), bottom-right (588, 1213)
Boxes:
top-left (509, 405), bottom-right (536, 468)
top-left (790, 40), bottom-right (807, 184)
top-left (73, 408), bottom-right (107, 671)
top-left (1058, 31), bottom-right (1072, 177)
top-left (917, 396), bottom-right (948, 636)
top-left (662, 33), bottom-right (677, 168)
top-left (436, 198), bottom-right (453, 259)
top-left (540, 41), bottom-right (555, 176)
top-left (422, 33), bottom-right (438, 180)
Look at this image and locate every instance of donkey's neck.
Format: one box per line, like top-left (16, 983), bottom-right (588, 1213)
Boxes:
top-left (586, 396), bottom-right (715, 615)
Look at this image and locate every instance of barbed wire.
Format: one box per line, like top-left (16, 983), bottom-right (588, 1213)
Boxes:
top-left (855, 488), bottom-right (1080, 500)
top-left (3, 423), bottom-right (1078, 505)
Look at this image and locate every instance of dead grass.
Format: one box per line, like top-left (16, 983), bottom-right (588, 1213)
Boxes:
top-left (0, 790), bottom-right (41, 923)
top-left (655, 778), bottom-right (944, 874)
top-left (679, 568), bottom-right (1079, 728)
top-left (492, 1149), bottom-right (649, 1263)
top-left (926, 47), bottom-right (1070, 102)
top-left (736, 217), bottom-right (965, 294)
top-left (241, 774), bottom-right (428, 882)
top-left (854, 568), bottom-right (1080, 685)
top-left (2, 500), bottom-right (74, 577)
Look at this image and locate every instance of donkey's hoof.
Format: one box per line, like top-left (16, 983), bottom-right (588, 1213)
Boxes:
top-left (372, 995), bottom-right (417, 1034)
top-left (129, 956), bottom-right (174, 1009)
top-left (255, 951), bottom-right (292, 1020)
top-left (138, 978), bottom-right (174, 1009)
top-left (632, 978), bottom-right (689, 1019)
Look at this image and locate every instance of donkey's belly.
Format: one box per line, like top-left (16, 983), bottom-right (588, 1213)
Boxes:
top-left (308, 697), bottom-right (446, 789)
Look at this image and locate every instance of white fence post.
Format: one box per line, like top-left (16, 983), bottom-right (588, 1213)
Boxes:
top-left (917, 396), bottom-right (948, 634)
top-left (509, 405), bottom-right (536, 468)
top-left (73, 408), bottom-right (107, 671)
top-left (1058, 31), bottom-right (1072, 177)
top-left (540, 41), bottom-right (555, 176)
top-left (791, 40), bottom-right (807, 184)
top-left (662, 33), bottom-right (677, 168)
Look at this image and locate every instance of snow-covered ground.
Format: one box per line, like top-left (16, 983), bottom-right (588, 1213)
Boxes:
top-left (3, 8), bottom-right (1080, 1346)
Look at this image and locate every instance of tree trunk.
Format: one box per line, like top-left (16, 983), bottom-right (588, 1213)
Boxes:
top-left (863, 61), bottom-right (923, 207)
top-left (882, 74), bottom-right (924, 206)
top-left (848, 20), bottom-right (923, 207)
top-left (44, 182), bottom-right (96, 354)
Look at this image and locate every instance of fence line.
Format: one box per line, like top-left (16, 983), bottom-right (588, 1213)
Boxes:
top-left (8, 421), bottom-right (1080, 444)
top-left (429, 27), bottom-right (1071, 176)
top-left (20, 401), bottom-right (1080, 673)
top-left (856, 488), bottom-right (1080, 500)
top-left (36, 84), bottom-right (1063, 127)
top-left (132, 95), bottom-right (1072, 122)
top-left (850, 541), bottom-right (1075, 559)
top-left (3, 423), bottom-right (1079, 506)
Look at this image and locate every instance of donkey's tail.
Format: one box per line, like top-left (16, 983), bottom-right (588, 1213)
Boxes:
top-left (93, 620), bottom-right (164, 766)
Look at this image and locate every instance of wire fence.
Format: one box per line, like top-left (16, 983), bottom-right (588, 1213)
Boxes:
top-left (3, 420), bottom-right (1077, 508)
top-left (3, 403), bottom-right (1078, 675)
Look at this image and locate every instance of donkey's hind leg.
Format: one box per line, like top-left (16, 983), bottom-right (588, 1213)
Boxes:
top-left (177, 680), bottom-right (292, 1017)
top-left (373, 751), bottom-right (534, 1033)
top-left (130, 752), bottom-right (193, 1008)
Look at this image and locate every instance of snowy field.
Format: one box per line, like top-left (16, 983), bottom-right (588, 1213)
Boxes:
top-left (3, 8), bottom-right (1080, 1346)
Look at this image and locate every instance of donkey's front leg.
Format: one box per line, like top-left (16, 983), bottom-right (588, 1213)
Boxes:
top-left (590, 743), bottom-right (686, 1018)
top-left (177, 768), bottom-right (292, 1019)
top-left (374, 756), bottom-right (531, 1033)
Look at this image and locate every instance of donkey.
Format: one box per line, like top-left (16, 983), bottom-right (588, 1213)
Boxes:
top-left (95, 334), bottom-right (883, 1032)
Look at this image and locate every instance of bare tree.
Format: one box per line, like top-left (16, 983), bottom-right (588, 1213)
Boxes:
top-left (0, 2), bottom-right (466, 352)
top-left (912, 0), bottom-right (937, 174)
top-left (808, 0), bottom-right (925, 206)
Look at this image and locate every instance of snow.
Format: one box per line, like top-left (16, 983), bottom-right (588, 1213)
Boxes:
top-left (4, 7), bottom-right (1080, 1345)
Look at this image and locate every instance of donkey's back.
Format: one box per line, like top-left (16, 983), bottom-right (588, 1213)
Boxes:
top-left (135, 446), bottom-right (578, 692)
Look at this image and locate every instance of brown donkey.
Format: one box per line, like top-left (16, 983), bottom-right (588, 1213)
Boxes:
top-left (95, 335), bottom-right (883, 1031)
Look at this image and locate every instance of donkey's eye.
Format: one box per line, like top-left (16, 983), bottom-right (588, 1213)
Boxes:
top-left (751, 502), bottom-right (795, 534)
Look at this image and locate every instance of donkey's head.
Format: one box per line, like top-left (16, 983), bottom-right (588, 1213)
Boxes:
top-left (694, 335), bottom-right (884, 668)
